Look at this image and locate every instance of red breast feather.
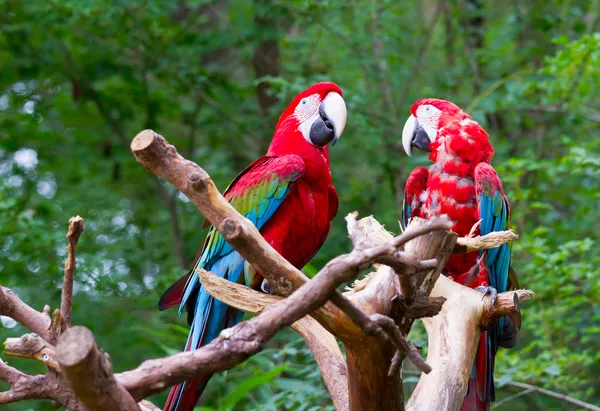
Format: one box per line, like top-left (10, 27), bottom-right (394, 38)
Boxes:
top-left (421, 119), bottom-right (494, 278)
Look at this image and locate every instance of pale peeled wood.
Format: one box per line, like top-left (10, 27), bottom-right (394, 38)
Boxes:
top-left (352, 216), bottom-right (531, 411)
top-left (342, 217), bottom-right (456, 411)
top-left (4, 333), bottom-right (60, 371)
top-left (407, 276), bottom-right (482, 411)
top-left (406, 274), bottom-right (534, 411)
top-left (455, 229), bottom-right (518, 254)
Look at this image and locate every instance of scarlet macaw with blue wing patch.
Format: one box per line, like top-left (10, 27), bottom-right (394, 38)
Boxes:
top-left (159, 82), bottom-right (347, 411)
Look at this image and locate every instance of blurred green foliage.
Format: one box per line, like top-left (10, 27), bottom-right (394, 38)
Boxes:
top-left (0, 0), bottom-right (598, 410)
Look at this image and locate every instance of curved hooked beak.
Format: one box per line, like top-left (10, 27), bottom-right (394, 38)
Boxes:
top-left (309, 92), bottom-right (347, 147)
top-left (401, 114), bottom-right (434, 158)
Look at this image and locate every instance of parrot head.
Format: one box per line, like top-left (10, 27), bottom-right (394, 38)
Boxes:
top-left (270, 82), bottom-right (347, 153)
top-left (401, 98), bottom-right (468, 157)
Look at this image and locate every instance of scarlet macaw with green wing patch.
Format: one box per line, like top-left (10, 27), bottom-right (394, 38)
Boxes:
top-left (158, 82), bottom-right (347, 411)
top-left (400, 98), bottom-right (520, 411)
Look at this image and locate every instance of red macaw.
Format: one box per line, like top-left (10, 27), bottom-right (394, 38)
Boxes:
top-left (400, 99), bottom-right (519, 411)
top-left (158, 82), bottom-right (347, 411)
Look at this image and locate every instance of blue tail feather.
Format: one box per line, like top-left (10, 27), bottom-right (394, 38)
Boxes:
top-left (169, 251), bottom-right (246, 410)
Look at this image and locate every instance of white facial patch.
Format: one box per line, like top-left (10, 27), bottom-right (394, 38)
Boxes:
top-left (295, 94), bottom-right (321, 144)
top-left (416, 104), bottom-right (443, 141)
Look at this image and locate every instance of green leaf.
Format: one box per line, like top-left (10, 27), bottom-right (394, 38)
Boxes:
top-left (220, 364), bottom-right (288, 410)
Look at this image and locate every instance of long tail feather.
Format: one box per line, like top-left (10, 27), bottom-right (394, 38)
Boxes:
top-left (158, 272), bottom-right (191, 311)
top-left (164, 375), bottom-right (212, 411)
top-left (164, 255), bottom-right (246, 411)
top-left (461, 332), bottom-right (491, 411)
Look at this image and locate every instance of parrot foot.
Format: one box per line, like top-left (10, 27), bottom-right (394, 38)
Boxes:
top-left (475, 285), bottom-right (497, 310)
top-left (261, 278), bottom-right (276, 295)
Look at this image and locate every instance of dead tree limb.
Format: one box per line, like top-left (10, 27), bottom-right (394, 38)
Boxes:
top-left (130, 130), bottom-right (308, 296)
top-left (407, 276), bottom-right (533, 411)
top-left (342, 216), bottom-right (457, 411)
top-left (0, 286), bottom-right (53, 344)
top-left (0, 218), bottom-right (147, 410)
top-left (0, 357), bottom-right (79, 408)
top-left (4, 333), bottom-right (60, 371)
top-left (61, 216), bottom-right (84, 329)
top-left (500, 381), bottom-right (600, 411)
top-left (454, 229), bottom-right (518, 254)
top-left (56, 326), bottom-right (140, 411)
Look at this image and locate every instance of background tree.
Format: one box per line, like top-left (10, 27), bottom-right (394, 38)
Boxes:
top-left (0, 0), bottom-right (598, 409)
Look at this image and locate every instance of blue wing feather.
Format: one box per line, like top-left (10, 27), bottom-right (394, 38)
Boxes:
top-left (164, 155), bottom-right (305, 409)
top-left (177, 155), bottom-right (303, 359)
top-left (474, 163), bottom-right (512, 405)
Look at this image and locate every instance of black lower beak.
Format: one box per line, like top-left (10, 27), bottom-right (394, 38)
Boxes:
top-left (411, 124), bottom-right (431, 152)
top-left (309, 104), bottom-right (335, 147)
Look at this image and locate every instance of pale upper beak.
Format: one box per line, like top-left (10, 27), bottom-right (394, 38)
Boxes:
top-left (402, 115), bottom-right (417, 158)
top-left (319, 92), bottom-right (347, 146)
top-left (401, 114), bottom-right (434, 157)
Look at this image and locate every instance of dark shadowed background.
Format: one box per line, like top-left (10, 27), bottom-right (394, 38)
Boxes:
top-left (0, 0), bottom-right (598, 409)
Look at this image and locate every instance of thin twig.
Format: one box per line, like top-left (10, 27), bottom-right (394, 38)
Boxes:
top-left (491, 387), bottom-right (534, 409)
top-left (368, 314), bottom-right (430, 376)
top-left (505, 381), bottom-right (600, 411)
top-left (60, 216), bottom-right (84, 329)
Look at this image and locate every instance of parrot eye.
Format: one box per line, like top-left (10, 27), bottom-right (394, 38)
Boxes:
top-left (417, 104), bottom-right (441, 120)
top-left (295, 94), bottom-right (319, 115)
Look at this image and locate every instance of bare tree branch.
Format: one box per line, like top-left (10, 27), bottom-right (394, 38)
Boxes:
top-left (130, 130), bottom-right (309, 295)
top-left (0, 358), bottom-right (78, 407)
top-left (115, 252), bottom-right (369, 400)
top-left (0, 286), bottom-right (53, 344)
top-left (503, 381), bottom-right (600, 411)
top-left (403, 369), bottom-right (600, 411)
top-left (130, 129), bottom-right (428, 346)
top-left (61, 216), bottom-right (84, 329)
top-left (56, 326), bottom-right (140, 411)
top-left (454, 229), bottom-right (518, 254)
top-left (4, 333), bottom-right (60, 371)
top-left (407, 275), bottom-right (534, 411)
top-left (482, 289), bottom-right (534, 328)
top-left (0, 359), bottom-right (48, 404)
top-left (491, 387), bottom-right (535, 409)
top-left (198, 269), bottom-right (349, 411)
top-left (115, 211), bottom-right (443, 401)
